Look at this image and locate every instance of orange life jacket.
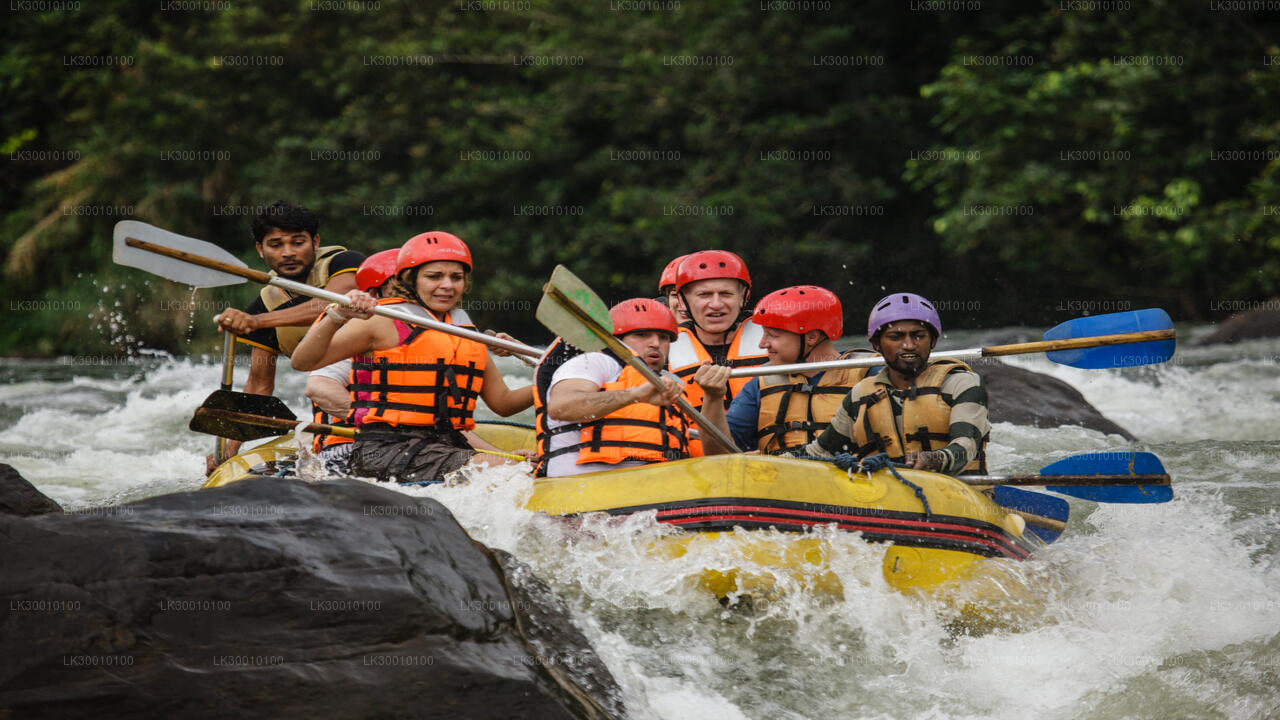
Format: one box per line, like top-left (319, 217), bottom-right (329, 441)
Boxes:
top-left (312, 403), bottom-right (353, 452)
top-left (573, 363), bottom-right (692, 466)
top-left (667, 320), bottom-right (767, 455)
top-left (349, 298), bottom-right (487, 432)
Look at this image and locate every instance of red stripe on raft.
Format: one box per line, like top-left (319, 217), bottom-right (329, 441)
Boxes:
top-left (658, 503), bottom-right (990, 532)
top-left (654, 506), bottom-right (1029, 559)
top-left (656, 503), bottom-right (1016, 542)
top-left (661, 513), bottom-right (1028, 559)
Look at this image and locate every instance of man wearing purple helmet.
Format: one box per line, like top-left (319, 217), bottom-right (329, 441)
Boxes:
top-left (800, 293), bottom-right (989, 475)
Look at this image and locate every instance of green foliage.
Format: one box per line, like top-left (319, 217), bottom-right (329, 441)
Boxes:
top-left (3, 2), bottom-right (1279, 355)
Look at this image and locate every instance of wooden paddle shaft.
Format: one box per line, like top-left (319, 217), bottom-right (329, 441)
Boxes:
top-left (727, 328), bottom-right (1176, 378)
top-left (124, 237), bottom-right (544, 359)
top-left (214, 332), bottom-right (236, 463)
top-left (194, 407), bottom-right (356, 438)
top-left (982, 329), bottom-right (1175, 357)
top-left (960, 473), bottom-right (1171, 487)
top-left (1006, 508), bottom-right (1068, 532)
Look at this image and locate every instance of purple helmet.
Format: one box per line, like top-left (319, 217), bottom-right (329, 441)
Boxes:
top-left (867, 293), bottom-right (941, 340)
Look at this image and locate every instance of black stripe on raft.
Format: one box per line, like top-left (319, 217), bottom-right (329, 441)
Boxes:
top-left (597, 497), bottom-right (1037, 559)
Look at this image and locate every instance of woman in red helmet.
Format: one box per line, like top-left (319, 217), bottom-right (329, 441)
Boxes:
top-left (538, 298), bottom-right (729, 477)
top-left (293, 231), bottom-right (534, 483)
top-left (711, 286), bottom-right (877, 454)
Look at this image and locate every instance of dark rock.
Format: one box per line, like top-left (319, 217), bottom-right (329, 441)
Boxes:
top-left (0, 463), bottom-right (63, 517)
top-left (1197, 299), bottom-right (1280, 345)
top-left (0, 477), bottom-right (626, 720)
top-left (972, 359), bottom-right (1136, 440)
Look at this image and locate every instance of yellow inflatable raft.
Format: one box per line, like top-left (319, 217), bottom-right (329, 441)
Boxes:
top-left (205, 423), bottom-right (1039, 598)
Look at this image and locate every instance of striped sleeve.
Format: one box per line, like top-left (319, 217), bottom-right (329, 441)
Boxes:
top-left (802, 391), bottom-right (859, 458)
top-left (938, 370), bottom-right (989, 474)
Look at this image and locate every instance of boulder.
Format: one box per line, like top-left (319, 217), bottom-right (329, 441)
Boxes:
top-left (1197, 298), bottom-right (1280, 345)
top-left (0, 462), bottom-right (63, 517)
top-left (0, 476), bottom-right (626, 720)
top-left (972, 359), bottom-right (1136, 440)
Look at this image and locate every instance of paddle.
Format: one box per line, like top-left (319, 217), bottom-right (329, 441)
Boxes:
top-left (112, 220), bottom-right (544, 359)
top-left (191, 406), bottom-right (353, 441)
top-left (190, 406), bottom-right (531, 463)
top-left (535, 264), bottom-right (740, 454)
top-left (990, 486), bottom-right (1070, 543)
top-left (212, 331), bottom-right (236, 463)
top-left (189, 388), bottom-right (305, 441)
top-left (1036, 451), bottom-right (1172, 503)
top-left (727, 308), bottom-right (1176, 378)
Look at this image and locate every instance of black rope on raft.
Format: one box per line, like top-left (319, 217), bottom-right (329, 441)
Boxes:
top-left (791, 451), bottom-right (933, 518)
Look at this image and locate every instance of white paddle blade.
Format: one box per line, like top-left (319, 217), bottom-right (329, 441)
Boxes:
top-left (112, 220), bottom-right (248, 288)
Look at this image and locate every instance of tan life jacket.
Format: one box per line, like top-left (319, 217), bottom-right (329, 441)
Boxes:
top-left (846, 358), bottom-right (987, 473)
top-left (257, 245), bottom-right (348, 356)
top-left (755, 352), bottom-right (873, 454)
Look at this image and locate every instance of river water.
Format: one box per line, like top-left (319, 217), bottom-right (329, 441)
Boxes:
top-left (2, 327), bottom-right (1278, 719)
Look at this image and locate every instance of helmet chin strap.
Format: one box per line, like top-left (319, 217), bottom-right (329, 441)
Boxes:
top-left (797, 332), bottom-right (815, 363)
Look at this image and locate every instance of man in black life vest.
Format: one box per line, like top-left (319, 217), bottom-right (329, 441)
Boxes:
top-left (800, 292), bottom-right (989, 475)
top-left (206, 201), bottom-right (364, 473)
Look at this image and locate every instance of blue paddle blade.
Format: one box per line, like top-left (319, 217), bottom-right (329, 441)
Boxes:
top-left (1041, 451), bottom-right (1173, 504)
top-left (1044, 308), bottom-right (1175, 368)
top-left (991, 486), bottom-right (1070, 544)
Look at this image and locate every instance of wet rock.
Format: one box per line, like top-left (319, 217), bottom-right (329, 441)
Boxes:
top-left (0, 463), bottom-right (63, 517)
top-left (0, 477), bottom-right (626, 720)
top-left (1197, 299), bottom-right (1280, 345)
top-left (972, 359), bottom-right (1136, 440)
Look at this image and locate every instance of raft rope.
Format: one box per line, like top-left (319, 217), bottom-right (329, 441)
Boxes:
top-left (791, 451), bottom-right (933, 517)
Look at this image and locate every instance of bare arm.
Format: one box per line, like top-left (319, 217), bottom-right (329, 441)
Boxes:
top-left (243, 346), bottom-right (279, 396)
top-left (478, 353), bottom-right (535, 416)
top-left (217, 273), bottom-right (359, 334)
top-left (547, 376), bottom-right (682, 423)
top-left (291, 291), bottom-right (382, 371)
top-left (306, 375), bottom-right (350, 414)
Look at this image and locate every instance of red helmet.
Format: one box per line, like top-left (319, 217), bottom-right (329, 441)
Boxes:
top-left (355, 249), bottom-right (399, 293)
top-left (397, 231), bottom-right (472, 274)
top-left (658, 254), bottom-right (689, 292)
top-left (609, 298), bottom-right (678, 340)
top-left (675, 250), bottom-right (750, 293)
top-left (753, 285), bottom-right (843, 341)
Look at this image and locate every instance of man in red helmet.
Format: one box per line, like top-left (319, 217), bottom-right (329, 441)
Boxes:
top-left (304, 248), bottom-right (398, 475)
top-left (657, 254), bottom-right (691, 323)
top-left (206, 201), bottom-right (364, 474)
top-left (667, 250), bottom-right (768, 454)
top-left (704, 286), bottom-right (877, 453)
top-left (540, 298), bottom-right (729, 477)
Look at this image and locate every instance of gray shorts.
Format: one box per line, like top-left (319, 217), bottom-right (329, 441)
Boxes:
top-left (349, 425), bottom-right (476, 484)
